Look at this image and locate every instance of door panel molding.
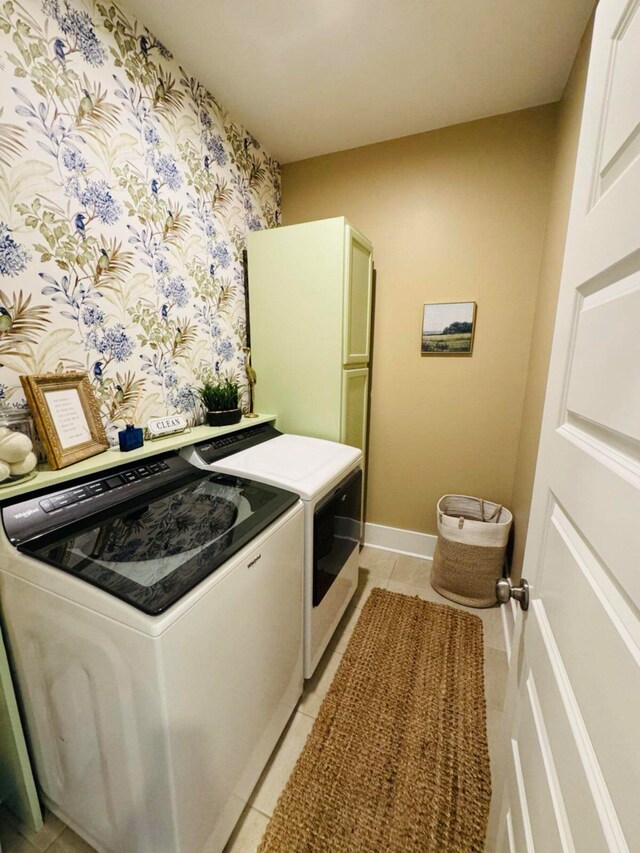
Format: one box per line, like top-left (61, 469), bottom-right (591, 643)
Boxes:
top-left (505, 810), bottom-right (517, 853)
top-left (594, 0), bottom-right (640, 199)
top-left (526, 673), bottom-right (574, 851)
top-left (549, 502), bottom-right (640, 646)
top-left (509, 737), bottom-right (536, 853)
top-left (527, 617), bottom-right (609, 851)
top-left (561, 414), bottom-right (640, 479)
top-left (532, 601), bottom-right (628, 851)
top-left (548, 435), bottom-right (640, 603)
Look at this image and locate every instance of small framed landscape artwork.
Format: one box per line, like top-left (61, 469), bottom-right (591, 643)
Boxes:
top-left (421, 302), bottom-right (477, 356)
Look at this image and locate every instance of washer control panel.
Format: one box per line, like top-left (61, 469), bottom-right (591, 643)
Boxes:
top-left (1, 454), bottom-right (197, 546)
top-left (35, 460), bottom-right (170, 515)
top-left (196, 423), bottom-right (280, 464)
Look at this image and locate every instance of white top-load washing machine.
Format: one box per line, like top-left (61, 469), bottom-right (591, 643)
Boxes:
top-left (181, 423), bottom-right (363, 678)
top-left (0, 451), bottom-right (303, 853)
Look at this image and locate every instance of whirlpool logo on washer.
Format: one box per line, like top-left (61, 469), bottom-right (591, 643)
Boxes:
top-left (14, 507), bottom-right (40, 520)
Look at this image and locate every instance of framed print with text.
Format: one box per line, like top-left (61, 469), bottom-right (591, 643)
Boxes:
top-left (20, 371), bottom-right (109, 469)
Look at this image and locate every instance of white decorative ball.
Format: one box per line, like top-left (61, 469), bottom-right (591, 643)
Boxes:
top-left (10, 452), bottom-right (37, 477)
top-left (0, 431), bottom-right (33, 464)
top-left (0, 460), bottom-right (10, 482)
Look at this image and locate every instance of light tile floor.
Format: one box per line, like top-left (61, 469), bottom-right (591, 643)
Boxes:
top-left (0, 547), bottom-right (508, 853)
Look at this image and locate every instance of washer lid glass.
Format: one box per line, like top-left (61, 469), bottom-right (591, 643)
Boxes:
top-left (19, 473), bottom-right (298, 615)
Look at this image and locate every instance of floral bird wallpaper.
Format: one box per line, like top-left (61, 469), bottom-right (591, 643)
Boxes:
top-left (0, 0), bottom-right (280, 436)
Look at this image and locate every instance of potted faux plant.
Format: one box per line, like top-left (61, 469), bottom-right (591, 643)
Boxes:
top-left (198, 379), bottom-right (242, 427)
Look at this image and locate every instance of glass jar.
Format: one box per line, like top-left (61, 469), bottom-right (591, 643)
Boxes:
top-left (0, 406), bottom-right (46, 464)
top-left (0, 406), bottom-right (36, 443)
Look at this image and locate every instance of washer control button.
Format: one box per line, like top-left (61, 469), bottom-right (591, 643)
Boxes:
top-left (88, 482), bottom-right (108, 495)
top-left (69, 486), bottom-right (89, 502)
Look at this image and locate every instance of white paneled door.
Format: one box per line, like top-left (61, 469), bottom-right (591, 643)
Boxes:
top-left (495, 1), bottom-right (640, 851)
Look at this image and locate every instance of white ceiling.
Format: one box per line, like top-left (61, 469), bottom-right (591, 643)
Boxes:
top-left (124, 0), bottom-right (595, 164)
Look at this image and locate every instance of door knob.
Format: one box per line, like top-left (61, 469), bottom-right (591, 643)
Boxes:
top-left (496, 577), bottom-right (530, 611)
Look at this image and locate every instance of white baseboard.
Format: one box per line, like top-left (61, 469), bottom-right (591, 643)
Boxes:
top-left (363, 522), bottom-right (436, 560)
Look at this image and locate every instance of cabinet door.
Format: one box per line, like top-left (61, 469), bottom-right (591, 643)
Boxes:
top-left (341, 368), bottom-right (369, 454)
top-left (343, 226), bottom-right (373, 366)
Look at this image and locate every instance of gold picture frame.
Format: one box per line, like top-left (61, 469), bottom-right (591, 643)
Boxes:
top-left (421, 301), bottom-right (477, 356)
top-left (20, 371), bottom-right (109, 470)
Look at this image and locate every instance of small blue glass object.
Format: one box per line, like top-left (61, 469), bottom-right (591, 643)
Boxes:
top-left (118, 423), bottom-right (144, 452)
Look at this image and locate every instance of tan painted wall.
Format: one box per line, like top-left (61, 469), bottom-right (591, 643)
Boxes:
top-left (509, 17), bottom-right (594, 580)
top-left (281, 105), bottom-right (558, 535)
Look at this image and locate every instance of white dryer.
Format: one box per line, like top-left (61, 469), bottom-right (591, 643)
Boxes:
top-left (181, 424), bottom-right (362, 678)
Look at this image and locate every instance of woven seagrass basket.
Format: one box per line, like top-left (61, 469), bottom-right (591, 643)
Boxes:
top-left (431, 494), bottom-right (512, 608)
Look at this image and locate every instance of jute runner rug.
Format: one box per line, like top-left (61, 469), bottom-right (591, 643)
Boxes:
top-left (258, 588), bottom-right (491, 853)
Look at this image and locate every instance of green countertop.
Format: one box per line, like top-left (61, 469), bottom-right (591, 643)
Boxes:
top-left (0, 414), bottom-right (277, 502)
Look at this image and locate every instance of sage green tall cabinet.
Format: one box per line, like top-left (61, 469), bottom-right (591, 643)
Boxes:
top-left (247, 217), bottom-right (373, 458)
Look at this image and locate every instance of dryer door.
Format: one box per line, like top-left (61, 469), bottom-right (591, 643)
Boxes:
top-left (313, 468), bottom-right (362, 607)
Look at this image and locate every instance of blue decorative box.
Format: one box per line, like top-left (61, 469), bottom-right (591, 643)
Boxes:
top-left (118, 424), bottom-right (144, 452)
